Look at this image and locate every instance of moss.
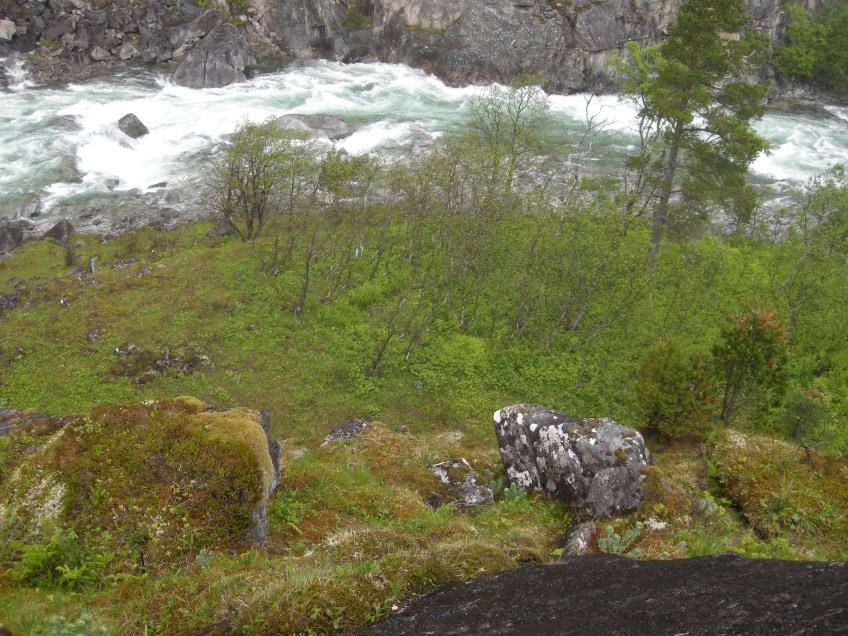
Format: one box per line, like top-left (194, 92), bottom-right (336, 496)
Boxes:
top-left (0, 399), bottom-right (270, 581)
top-left (710, 432), bottom-right (848, 559)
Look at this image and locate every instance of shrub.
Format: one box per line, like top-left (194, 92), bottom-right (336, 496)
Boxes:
top-left (631, 339), bottom-right (717, 440)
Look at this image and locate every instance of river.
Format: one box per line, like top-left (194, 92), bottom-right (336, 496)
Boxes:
top-left (1, 58), bottom-right (847, 233)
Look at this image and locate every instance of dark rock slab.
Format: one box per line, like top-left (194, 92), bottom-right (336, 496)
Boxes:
top-left (0, 219), bottom-right (30, 254)
top-left (493, 404), bottom-right (650, 518)
top-left (366, 554), bottom-right (848, 635)
top-left (117, 113), bottom-right (149, 138)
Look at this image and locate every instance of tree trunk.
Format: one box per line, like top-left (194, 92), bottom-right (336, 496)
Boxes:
top-left (647, 131), bottom-right (681, 270)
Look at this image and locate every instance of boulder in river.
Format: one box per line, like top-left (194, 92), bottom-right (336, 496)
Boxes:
top-left (275, 114), bottom-right (352, 140)
top-left (172, 23), bottom-right (250, 89)
top-left (117, 113), bottom-right (149, 139)
top-left (493, 404), bottom-right (650, 518)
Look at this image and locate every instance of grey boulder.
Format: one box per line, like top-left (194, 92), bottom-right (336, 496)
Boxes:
top-left (493, 404), bottom-right (650, 518)
top-left (172, 23), bottom-right (250, 89)
top-left (0, 219), bottom-right (30, 255)
top-left (43, 219), bottom-right (74, 245)
top-left (275, 114), bottom-right (352, 140)
top-left (117, 113), bottom-right (149, 139)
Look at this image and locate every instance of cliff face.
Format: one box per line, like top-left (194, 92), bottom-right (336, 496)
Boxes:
top-left (0, 0), bottom-right (813, 91)
top-left (262, 0), bottom-right (796, 91)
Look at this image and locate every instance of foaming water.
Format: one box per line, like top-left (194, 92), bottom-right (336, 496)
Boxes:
top-left (1, 58), bottom-right (846, 229)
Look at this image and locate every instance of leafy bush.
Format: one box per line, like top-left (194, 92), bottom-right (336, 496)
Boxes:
top-left (631, 339), bottom-right (717, 440)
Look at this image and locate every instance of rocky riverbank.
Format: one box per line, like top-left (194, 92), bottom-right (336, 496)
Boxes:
top-left (0, 0), bottom-right (839, 94)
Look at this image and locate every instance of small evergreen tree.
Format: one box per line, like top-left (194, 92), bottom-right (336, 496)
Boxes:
top-left (632, 339), bottom-right (717, 440)
top-left (713, 305), bottom-right (788, 426)
top-left (621, 0), bottom-right (769, 266)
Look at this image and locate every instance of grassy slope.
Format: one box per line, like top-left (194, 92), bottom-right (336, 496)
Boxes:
top-left (0, 222), bottom-right (845, 634)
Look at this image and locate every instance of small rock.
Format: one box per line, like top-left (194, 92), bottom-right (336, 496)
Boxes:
top-left (117, 113), bottom-right (149, 139)
top-left (0, 220), bottom-right (29, 254)
top-left (118, 41), bottom-right (138, 61)
top-left (561, 521), bottom-right (596, 558)
top-left (0, 19), bottom-right (16, 42)
top-left (90, 46), bottom-right (111, 62)
top-left (430, 458), bottom-right (494, 506)
top-left (86, 329), bottom-right (99, 343)
top-left (321, 418), bottom-right (369, 446)
top-left (207, 217), bottom-right (236, 237)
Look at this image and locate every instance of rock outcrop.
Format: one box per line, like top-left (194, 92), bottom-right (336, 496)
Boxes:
top-left (1, 0), bottom-right (825, 93)
top-left (493, 404), bottom-right (650, 517)
top-left (0, 219), bottom-right (30, 255)
top-left (172, 23), bottom-right (251, 88)
top-left (365, 553), bottom-right (848, 635)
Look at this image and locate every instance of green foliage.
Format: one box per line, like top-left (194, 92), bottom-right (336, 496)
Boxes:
top-left (713, 306), bottom-right (788, 426)
top-left (777, 3), bottom-right (848, 92)
top-left (597, 522), bottom-right (644, 558)
top-left (620, 0), bottom-right (768, 260)
top-left (7, 528), bottom-right (110, 590)
top-left (631, 339), bottom-right (717, 440)
top-left (39, 612), bottom-right (108, 636)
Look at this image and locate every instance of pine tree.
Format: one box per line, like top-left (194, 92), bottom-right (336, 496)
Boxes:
top-left (622, 0), bottom-right (769, 266)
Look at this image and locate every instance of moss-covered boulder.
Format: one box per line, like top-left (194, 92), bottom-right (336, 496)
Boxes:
top-left (0, 398), bottom-right (281, 585)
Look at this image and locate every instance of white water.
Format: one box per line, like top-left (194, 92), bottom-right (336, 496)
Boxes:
top-left (1, 57), bottom-right (847, 229)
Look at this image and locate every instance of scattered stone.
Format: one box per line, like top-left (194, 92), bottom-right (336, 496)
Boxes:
top-left (493, 404), bottom-right (650, 518)
top-left (117, 113), bottom-right (149, 139)
top-left (108, 342), bottom-right (211, 384)
top-left (172, 23), bottom-right (250, 89)
top-left (43, 218), bottom-right (74, 245)
top-left (274, 114), bottom-right (352, 140)
top-left (89, 46), bottom-right (111, 62)
top-left (560, 521), bottom-right (596, 558)
top-left (430, 458), bottom-right (494, 507)
top-left (117, 41), bottom-right (139, 61)
top-left (321, 418), bottom-right (368, 446)
top-left (87, 255), bottom-right (96, 274)
top-left (86, 329), bottom-right (99, 343)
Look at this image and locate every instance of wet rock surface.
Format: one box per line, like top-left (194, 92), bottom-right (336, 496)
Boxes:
top-left (117, 112), bottom-right (149, 138)
top-left (366, 554), bottom-right (848, 635)
top-left (493, 404), bottom-right (650, 518)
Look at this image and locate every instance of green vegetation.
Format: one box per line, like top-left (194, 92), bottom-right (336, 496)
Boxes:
top-left (2, 25), bottom-right (848, 632)
top-left (777, 2), bottom-right (848, 93)
top-left (620, 0), bottom-right (768, 265)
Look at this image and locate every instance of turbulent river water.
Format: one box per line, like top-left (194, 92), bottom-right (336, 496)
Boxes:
top-left (1, 58), bottom-right (847, 232)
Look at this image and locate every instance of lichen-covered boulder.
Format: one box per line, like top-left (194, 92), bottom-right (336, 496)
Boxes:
top-left (0, 398), bottom-right (281, 581)
top-left (429, 458), bottom-right (493, 507)
top-left (493, 404), bottom-right (650, 518)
